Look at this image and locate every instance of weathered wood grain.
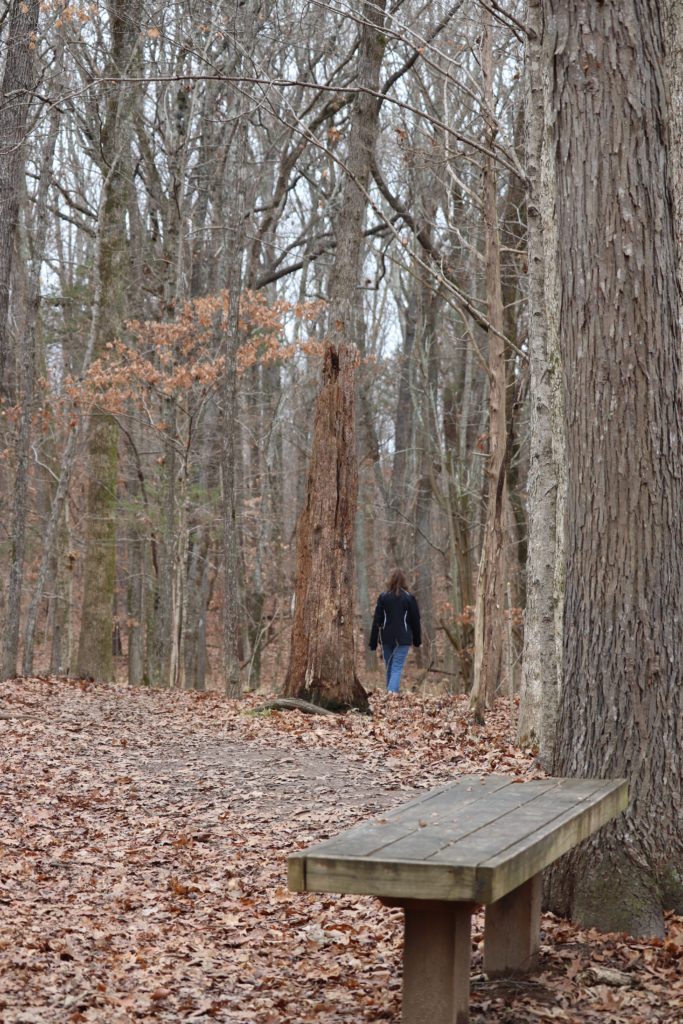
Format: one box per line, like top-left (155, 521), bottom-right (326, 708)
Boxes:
top-left (288, 776), bottom-right (628, 903)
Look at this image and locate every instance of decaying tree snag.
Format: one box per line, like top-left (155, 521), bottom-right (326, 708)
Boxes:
top-left (283, 343), bottom-right (369, 712)
top-left (283, 0), bottom-right (387, 713)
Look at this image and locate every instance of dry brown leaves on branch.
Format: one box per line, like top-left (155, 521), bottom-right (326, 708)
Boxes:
top-left (0, 679), bottom-right (680, 1023)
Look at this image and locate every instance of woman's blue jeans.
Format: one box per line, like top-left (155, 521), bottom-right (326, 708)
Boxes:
top-left (382, 643), bottom-right (410, 693)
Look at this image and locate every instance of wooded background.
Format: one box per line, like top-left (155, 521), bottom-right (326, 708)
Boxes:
top-left (2, 0), bottom-right (683, 937)
top-left (0, 0), bottom-right (530, 696)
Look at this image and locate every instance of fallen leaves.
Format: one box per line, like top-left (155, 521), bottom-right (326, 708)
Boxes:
top-left (0, 678), bottom-right (680, 1023)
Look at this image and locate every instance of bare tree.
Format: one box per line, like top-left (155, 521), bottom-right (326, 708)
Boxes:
top-left (76, 0), bottom-right (142, 681)
top-left (470, 7), bottom-right (508, 721)
top-left (517, 0), bottom-right (564, 764)
top-left (0, 0), bottom-right (39, 398)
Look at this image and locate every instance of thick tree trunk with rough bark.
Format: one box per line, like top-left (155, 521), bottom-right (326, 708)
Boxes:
top-left (667, 2), bottom-right (683, 291)
top-left (544, 0), bottom-right (683, 937)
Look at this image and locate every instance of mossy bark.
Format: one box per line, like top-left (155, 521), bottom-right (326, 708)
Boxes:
top-left (76, 0), bottom-right (141, 681)
top-left (76, 414), bottom-right (119, 681)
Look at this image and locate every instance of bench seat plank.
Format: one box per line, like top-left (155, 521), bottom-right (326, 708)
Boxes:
top-left (305, 775), bottom-right (518, 859)
top-left (289, 776), bottom-right (628, 904)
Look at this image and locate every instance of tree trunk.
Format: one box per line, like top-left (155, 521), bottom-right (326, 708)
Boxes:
top-left (76, 0), bottom-right (141, 681)
top-left (517, 0), bottom-right (565, 764)
top-left (2, 102), bottom-right (58, 678)
top-left (0, 0), bottom-right (39, 398)
top-left (283, 343), bottom-right (368, 711)
top-left (470, 10), bottom-right (508, 721)
top-left (388, 292), bottom-right (417, 566)
top-left (667, 1), bottom-right (683, 287)
top-left (49, 507), bottom-right (73, 677)
top-left (127, 523), bottom-right (145, 686)
top-left (183, 404), bottom-right (218, 692)
top-left (544, 0), bottom-right (683, 937)
top-left (442, 379), bottom-right (475, 692)
top-left (221, 124), bottom-right (248, 698)
top-left (412, 287), bottom-right (439, 670)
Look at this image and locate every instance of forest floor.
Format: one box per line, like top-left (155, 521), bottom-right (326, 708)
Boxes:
top-left (0, 678), bottom-right (680, 1024)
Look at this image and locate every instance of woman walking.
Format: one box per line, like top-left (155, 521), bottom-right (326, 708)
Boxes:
top-left (369, 569), bottom-right (421, 693)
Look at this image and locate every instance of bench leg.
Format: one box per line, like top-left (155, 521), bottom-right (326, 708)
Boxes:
top-left (401, 901), bottom-right (473, 1024)
top-left (484, 872), bottom-right (542, 977)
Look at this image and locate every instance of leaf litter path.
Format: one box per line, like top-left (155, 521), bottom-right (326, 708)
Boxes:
top-left (0, 679), bottom-right (679, 1024)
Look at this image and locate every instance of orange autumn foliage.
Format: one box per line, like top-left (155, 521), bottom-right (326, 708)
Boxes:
top-left (63, 290), bottom-right (323, 418)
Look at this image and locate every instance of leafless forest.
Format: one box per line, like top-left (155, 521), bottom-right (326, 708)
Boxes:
top-left (2, 0), bottom-right (683, 938)
top-left (0, 0), bottom-right (530, 694)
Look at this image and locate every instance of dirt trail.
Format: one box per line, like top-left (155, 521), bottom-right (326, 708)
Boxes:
top-left (0, 678), bottom-right (679, 1024)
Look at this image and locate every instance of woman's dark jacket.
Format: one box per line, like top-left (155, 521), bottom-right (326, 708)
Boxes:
top-left (369, 589), bottom-right (421, 650)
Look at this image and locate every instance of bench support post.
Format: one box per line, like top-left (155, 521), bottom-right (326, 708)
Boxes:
top-left (388, 899), bottom-right (474, 1024)
top-left (484, 872), bottom-right (542, 977)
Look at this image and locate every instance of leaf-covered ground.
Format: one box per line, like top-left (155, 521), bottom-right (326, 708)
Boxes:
top-left (0, 678), bottom-right (679, 1023)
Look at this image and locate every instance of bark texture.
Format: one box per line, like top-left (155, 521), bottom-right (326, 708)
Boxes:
top-left (0, 0), bottom-right (39, 397)
top-left (667, 1), bottom-right (683, 283)
top-left (2, 104), bottom-right (58, 679)
top-left (517, 0), bottom-right (565, 765)
top-left (544, 0), bottom-right (683, 936)
top-left (284, 343), bottom-right (367, 710)
top-left (76, 0), bottom-right (141, 681)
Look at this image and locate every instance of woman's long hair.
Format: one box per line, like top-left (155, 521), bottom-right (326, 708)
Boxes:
top-left (386, 568), bottom-right (409, 595)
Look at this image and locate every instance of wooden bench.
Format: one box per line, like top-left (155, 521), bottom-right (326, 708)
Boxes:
top-left (288, 775), bottom-right (628, 1024)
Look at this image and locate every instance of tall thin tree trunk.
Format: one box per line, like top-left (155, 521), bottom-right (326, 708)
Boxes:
top-left (388, 293), bottom-right (417, 566)
top-left (470, 10), bottom-right (508, 721)
top-left (517, 0), bottom-right (564, 764)
top-left (76, 0), bottom-right (141, 681)
top-left (221, 124), bottom-right (248, 697)
top-left (0, 0), bottom-right (39, 398)
top-left (413, 287), bottom-right (439, 669)
top-left (2, 105), bottom-right (58, 678)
